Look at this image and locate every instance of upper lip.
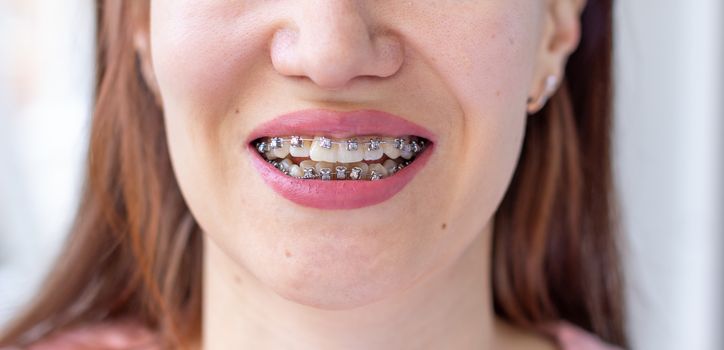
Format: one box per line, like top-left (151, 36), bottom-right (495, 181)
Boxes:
top-left (245, 108), bottom-right (437, 144)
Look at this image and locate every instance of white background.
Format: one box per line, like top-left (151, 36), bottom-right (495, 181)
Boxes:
top-left (0, 1), bottom-right (721, 349)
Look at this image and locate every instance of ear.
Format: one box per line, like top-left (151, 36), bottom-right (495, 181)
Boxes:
top-left (527, 0), bottom-right (587, 114)
top-left (134, 28), bottom-right (163, 107)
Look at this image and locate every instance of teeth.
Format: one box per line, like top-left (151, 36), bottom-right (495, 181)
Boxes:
top-left (257, 141), bottom-right (268, 153)
top-left (350, 162), bottom-right (369, 179)
top-left (383, 159), bottom-right (397, 174)
top-left (300, 160), bottom-right (317, 178)
top-left (265, 151), bottom-right (279, 160)
top-left (289, 136), bottom-right (312, 157)
top-left (368, 163), bottom-right (388, 180)
top-left (272, 142), bottom-right (290, 158)
top-left (280, 158), bottom-right (294, 171)
top-left (400, 142), bottom-right (414, 160)
top-left (319, 168), bottom-right (332, 180)
top-left (269, 137), bottom-right (284, 149)
top-left (320, 137), bottom-right (333, 149)
top-left (367, 138), bottom-right (381, 151)
top-left (310, 136), bottom-right (338, 162)
top-left (256, 135), bottom-right (427, 181)
top-left (381, 137), bottom-right (401, 159)
top-left (290, 136), bottom-right (304, 148)
top-left (303, 168), bottom-right (316, 179)
top-left (315, 161), bottom-right (334, 174)
top-left (337, 139), bottom-right (365, 163)
top-left (335, 165), bottom-right (348, 179)
top-left (345, 138), bottom-right (359, 151)
top-left (289, 164), bottom-right (303, 178)
top-left (349, 167), bottom-right (363, 180)
top-left (363, 138), bottom-right (384, 161)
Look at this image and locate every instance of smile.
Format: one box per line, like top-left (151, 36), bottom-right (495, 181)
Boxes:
top-left (245, 109), bottom-right (436, 210)
top-left (253, 135), bottom-right (428, 181)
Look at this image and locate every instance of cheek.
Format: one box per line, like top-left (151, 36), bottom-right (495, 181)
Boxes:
top-left (428, 7), bottom-right (536, 119)
top-left (404, 4), bottom-right (538, 229)
top-left (150, 2), bottom-right (273, 121)
top-left (147, 3), bottom-right (264, 263)
top-left (149, 1), bottom-right (275, 218)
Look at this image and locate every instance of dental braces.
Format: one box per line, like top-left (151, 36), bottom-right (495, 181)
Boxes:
top-left (268, 158), bottom-right (413, 181)
top-left (255, 136), bottom-right (426, 154)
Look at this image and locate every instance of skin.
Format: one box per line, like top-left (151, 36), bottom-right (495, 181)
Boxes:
top-left (137, 0), bottom-right (586, 348)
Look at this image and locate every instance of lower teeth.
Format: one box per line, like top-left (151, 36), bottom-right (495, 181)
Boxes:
top-left (266, 158), bottom-right (414, 181)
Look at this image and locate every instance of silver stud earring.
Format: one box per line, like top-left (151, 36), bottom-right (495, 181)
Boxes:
top-left (527, 75), bottom-right (558, 115)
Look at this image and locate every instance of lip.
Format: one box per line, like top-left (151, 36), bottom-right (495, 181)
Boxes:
top-left (245, 108), bottom-right (436, 210)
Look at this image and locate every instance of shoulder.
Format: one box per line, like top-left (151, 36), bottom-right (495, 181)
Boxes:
top-left (20, 319), bottom-right (160, 350)
top-left (542, 321), bottom-right (623, 350)
top-left (495, 318), bottom-right (623, 350)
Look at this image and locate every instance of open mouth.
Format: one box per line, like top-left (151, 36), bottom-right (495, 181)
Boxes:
top-left (245, 108), bottom-right (436, 209)
top-left (252, 135), bottom-right (429, 181)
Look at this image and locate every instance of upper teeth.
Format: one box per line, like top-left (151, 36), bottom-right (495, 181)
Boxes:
top-left (257, 136), bottom-right (425, 163)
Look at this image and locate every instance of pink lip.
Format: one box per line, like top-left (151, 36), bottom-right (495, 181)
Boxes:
top-left (245, 109), bottom-right (436, 210)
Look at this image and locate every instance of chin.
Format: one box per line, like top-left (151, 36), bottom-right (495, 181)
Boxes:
top-left (269, 269), bottom-right (407, 310)
top-left (252, 234), bottom-right (418, 310)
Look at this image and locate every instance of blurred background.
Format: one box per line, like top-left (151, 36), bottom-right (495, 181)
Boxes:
top-left (0, 1), bottom-right (721, 349)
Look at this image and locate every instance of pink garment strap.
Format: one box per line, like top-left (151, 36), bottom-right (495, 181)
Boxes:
top-left (10, 320), bottom-right (622, 350)
top-left (20, 320), bottom-right (159, 350)
top-left (542, 321), bottom-right (624, 350)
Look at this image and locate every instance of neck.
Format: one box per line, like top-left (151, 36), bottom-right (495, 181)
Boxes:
top-left (202, 224), bottom-right (497, 350)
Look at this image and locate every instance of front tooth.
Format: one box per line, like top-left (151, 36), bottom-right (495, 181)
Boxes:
top-left (289, 137), bottom-right (312, 157)
top-left (382, 138), bottom-right (401, 159)
top-left (272, 142), bottom-right (290, 158)
top-left (289, 164), bottom-right (303, 178)
top-left (337, 139), bottom-right (365, 163)
top-left (363, 138), bottom-right (384, 161)
top-left (383, 159), bottom-right (397, 174)
top-left (310, 136), bottom-right (338, 162)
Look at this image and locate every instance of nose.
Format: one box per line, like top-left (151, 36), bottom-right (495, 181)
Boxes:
top-left (270, 1), bottom-right (404, 90)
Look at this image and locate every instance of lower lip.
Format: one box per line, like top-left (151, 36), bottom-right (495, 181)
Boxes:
top-left (246, 143), bottom-right (434, 210)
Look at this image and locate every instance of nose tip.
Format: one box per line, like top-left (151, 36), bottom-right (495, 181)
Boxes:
top-left (270, 11), bottom-right (404, 90)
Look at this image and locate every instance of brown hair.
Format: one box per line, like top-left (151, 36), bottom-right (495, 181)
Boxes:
top-left (0, 0), bottom-right (627, 348)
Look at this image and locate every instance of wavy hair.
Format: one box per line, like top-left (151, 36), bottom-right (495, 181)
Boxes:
top-left (1, 0), bottom-right (627, 348)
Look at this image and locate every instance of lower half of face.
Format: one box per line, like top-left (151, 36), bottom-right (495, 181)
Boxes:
top-left (152, 0), bottom-right (541, 309)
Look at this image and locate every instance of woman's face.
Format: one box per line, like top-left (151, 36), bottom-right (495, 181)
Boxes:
top-left (148, 0), bottom-right (548, 308)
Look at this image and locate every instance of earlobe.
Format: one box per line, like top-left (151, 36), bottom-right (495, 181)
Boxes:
top-left (133, 30), bottom-right (163, 107)
top-left (526, 75), bottom-right (558, 115)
